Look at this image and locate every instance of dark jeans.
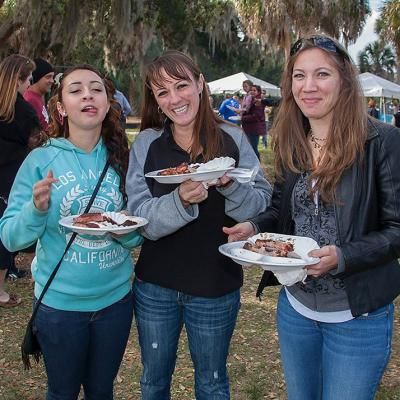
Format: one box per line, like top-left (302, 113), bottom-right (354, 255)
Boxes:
top-left (34, 290), bottom-right (134, 400)
top-left (245, 134), bottom-right (260, 159)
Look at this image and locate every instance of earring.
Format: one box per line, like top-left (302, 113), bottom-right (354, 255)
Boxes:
top-left (157, 106), bottom-right (163, 114)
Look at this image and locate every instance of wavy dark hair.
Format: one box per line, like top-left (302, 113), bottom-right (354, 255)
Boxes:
top-left (140, 50), bottom-right (225, 161)
top-left (271, 34), bottom-right (368, 202)
top-left (35, 64), bottom-right (129, 205)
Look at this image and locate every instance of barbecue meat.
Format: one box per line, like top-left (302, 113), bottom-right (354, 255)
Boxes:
top-left (73, 213), bottom-right (104, 224)
top-left (72, 212), bottom-right (137, 228)
top-left (158, 162), bottom-right (191, 176)
top-left (244, 238), bottom-right (294, 257)
top-left (73, 213), bottom-right (105, 227)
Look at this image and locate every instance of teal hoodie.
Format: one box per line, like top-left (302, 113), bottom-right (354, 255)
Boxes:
top-left (0, 138), bottom-right (143, 311)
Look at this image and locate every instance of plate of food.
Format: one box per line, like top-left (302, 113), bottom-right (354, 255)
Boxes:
top-left (219, 233), bottom-right (320, 271)
top-left (145, 157), bottom-right (236, 184)
top-left (59, 212), bottom-right (148, 236)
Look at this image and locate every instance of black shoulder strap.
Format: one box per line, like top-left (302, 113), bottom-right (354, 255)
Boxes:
top-left (28, 159), bottom-right (110, 322)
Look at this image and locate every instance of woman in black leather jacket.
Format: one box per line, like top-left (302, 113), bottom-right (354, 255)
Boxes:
top-left (224, 34), bottom-right (400, 400)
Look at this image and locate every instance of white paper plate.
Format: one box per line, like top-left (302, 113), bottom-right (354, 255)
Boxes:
top-left (145, 166), bottom-right (235, 184)
top-left (219, 233), bottom-right (320, 271)
top-left (59, 213), bottom-right (148, 236)
top-left (146, 157), bottom-right (236, 184)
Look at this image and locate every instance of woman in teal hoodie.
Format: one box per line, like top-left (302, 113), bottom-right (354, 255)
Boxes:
top-left (0, 65), bottom-right (142, 400)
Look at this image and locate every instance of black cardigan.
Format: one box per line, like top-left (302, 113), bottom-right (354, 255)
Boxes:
top-left (0, 94), bottom-right (40, 196)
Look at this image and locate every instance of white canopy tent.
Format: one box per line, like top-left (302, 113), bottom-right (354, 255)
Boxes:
top-left (208, 72), bottom-right (281, 97)
top-left (358, 72), bottom-right (400, 99)
top-left (358, 72), bottom-right (400, 122)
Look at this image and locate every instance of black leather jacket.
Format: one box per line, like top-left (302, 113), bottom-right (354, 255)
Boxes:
top-left (252, 119), bottom-right (400, 317)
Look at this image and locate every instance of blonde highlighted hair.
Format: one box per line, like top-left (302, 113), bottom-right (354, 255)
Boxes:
top-left (0, 54), bottom-right (35, 122)
top-left (271, 34), bottom-right (368, 202)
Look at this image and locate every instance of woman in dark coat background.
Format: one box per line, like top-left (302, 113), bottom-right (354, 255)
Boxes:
top-left (241, 84), bottom-right (266, 159)
top-left (0, 54), bottom-right (39, 307)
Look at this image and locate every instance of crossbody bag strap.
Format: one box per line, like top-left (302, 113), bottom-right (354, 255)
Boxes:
top-left (29, 159), bottom-right (110, 322)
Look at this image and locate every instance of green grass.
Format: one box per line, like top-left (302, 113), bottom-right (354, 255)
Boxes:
top-left (125, 129), bottom-right (138, 146)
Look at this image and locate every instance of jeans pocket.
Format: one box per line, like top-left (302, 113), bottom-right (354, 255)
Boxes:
top-left (38, 302), bottom-right (58, 314)
top-left (357, 304), bottom-right (392, 320)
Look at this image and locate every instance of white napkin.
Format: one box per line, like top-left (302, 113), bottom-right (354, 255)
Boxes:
top-left (195, 157), bottom-right (235, 172)
top-left (273, 269), bottom-right (307, 286)
top-left (195, 157), bottom-right (236, 187)
top-left (227, 167), bottom-right (257, 183)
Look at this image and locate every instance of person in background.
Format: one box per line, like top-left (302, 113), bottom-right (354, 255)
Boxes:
top-left (367, 98), bottom-right (380, 119)
top-left (241, 79), bottom-right (253, 112)
top-left (114, 88), bottom-right (132, 120)
top-left (259, 97), bottom-right (281, 147)
top-left (259, 89), bottom-right (270, 148)
top-left (241, 85), bottom-right (266, 159)
top-left (233, 80), bottom-right (254, 117)
top-left (0, 54), bottom-right (39, 307)
top-left (260, 97), bottom-right (281, 108)
top-left (224, 34), bottom-right (400, 400)
top-left (206, 83), bottom-right (214, 109)
top-left (126, 50), bottom-right (271, 399)
top-left (0, 64), bottom-right (142, 398)
top-left (392, 103), bottom-right (400, 128)
top-left (104, 77), bottom-right (128, 130)
top-left (262, 106), bottom-right (270, 148)
top-left (23, 58), bottom-right (54, 131)
top-left (22, 58), bottom-right (55, 272)
top-left (218, 92), bottom-right (240, 123)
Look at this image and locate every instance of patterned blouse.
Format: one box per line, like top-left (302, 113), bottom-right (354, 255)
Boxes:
top-left (286, 172), bottom-right (350, 312)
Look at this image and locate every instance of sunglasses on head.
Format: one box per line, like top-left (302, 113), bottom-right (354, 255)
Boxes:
top-left (290, 36), bottom-right (350, 61)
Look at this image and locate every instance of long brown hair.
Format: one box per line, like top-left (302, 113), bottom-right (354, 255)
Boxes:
top-left (272, 34), bottom-right (368, 202)
top-left (140, 50), bottom-right (224, 161)
top-left (37, 64), bottom-right (129, 205)
top-left (0, 54), bottom-right (35, 122)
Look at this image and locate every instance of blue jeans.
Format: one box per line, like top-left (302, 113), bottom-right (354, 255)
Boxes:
top-left (34, 290), bottom-right (134, 400)
top-left (245, 133), bottom-right (260, 159)
top-left (133, 279), bottom-right (240, 400)
top-left (261, 135), bottom-right (267, 148)
top-left (277, 289), bottom-right (394, 400)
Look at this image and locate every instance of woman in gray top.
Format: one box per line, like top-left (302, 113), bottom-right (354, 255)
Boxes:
top-left (126, 51), bottom-right (271, 399)
top-left (225, 35), bottom-right (400, 400)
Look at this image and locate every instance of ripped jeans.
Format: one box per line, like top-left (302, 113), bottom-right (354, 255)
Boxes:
top-left (132, 279), bottom-right (240, 400)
